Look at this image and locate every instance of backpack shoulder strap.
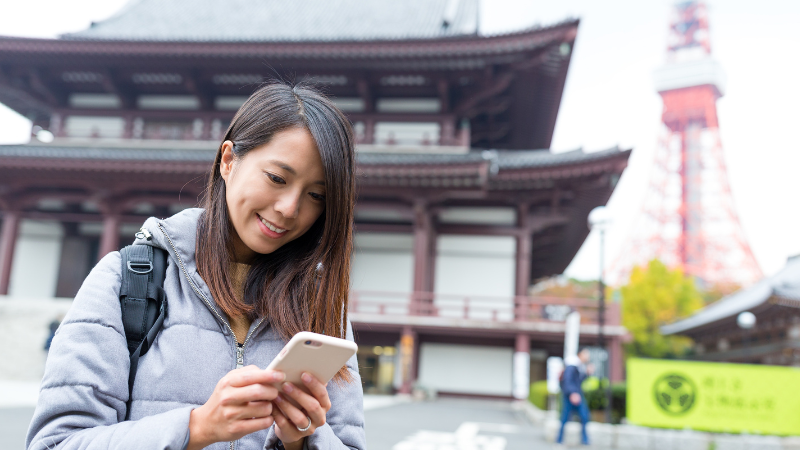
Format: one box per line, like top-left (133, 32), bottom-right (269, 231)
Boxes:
top-left (119, 243), bottom-right (168, 420)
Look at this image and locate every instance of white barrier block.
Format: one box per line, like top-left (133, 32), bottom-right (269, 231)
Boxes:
top-left (674, 430), bottom-right (709, 450)
top-left (651, 428), bottom-right (678, 450)
top-left (563, 422), bottom-right (584, 447)
top-left (544, 418), bottom-right (560, 443)
top-left (587, 422), bottom-right (615, 448)
top-left (713, 434), bottom-right (745, 450)
top-left (781, 437), bottom-right (800, 450)
top-left (617, 425), bottom-right (652, 450)
top-left (743, 435), bottom-right (782, 450)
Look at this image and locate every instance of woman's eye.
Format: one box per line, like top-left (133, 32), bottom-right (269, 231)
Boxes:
top-left (267, 173), bottom-right (285, 184)
top-left (309, 192), bottom-right (326, 202)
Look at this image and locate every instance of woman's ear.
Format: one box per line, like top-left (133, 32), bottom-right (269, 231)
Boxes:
top-left (219, 140), bottom-right (235, 182)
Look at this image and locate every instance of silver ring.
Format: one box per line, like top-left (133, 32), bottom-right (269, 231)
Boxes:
top-left (296, 415), bottom-right (312, 432)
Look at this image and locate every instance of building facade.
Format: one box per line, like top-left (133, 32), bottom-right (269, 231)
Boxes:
top-left (0, 0), bottom-right (629, 397)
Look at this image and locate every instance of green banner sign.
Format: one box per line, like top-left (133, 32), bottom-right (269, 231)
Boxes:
top-left (627, 358), bottom-right (800, 435)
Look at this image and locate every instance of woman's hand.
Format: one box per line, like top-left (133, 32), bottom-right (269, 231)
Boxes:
top-left (271, 372), bottom-right (332, 448)
top-left (187, 365), bottom-right (284, 450)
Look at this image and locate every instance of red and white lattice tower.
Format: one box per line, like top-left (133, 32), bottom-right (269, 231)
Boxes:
top-left (611, 0), bottom-right (762, 287)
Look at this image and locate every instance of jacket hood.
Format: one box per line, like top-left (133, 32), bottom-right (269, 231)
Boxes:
top-left (134, 208), bottom-right (204, 272)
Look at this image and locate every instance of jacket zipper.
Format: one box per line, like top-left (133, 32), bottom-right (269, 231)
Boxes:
top-left (156, 224), bottom-right (265, 450)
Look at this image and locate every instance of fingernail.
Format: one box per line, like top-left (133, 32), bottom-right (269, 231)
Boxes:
top-left (272, 371), bottom-right (285, 382)
top-left (302, 373), bottom-right (312, 384)
top-left (274, 395), bottom-right (283, 403)
top-left (283, 382), bottom-right (294, 393)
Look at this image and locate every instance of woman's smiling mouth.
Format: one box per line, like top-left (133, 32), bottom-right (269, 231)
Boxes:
top-left (257, 214), bottom-right (288, 235)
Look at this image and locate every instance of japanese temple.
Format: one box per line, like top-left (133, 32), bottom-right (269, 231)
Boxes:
top-left (0, 0), bottom-right (630, 397)
top-left (662, 255), bottom-right (800, 366)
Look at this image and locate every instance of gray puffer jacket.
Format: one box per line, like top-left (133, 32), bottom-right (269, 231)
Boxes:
top-left (26, 208), bottom-right (366, 450)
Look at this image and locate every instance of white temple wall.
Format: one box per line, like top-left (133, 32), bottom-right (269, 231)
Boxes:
top-left (8, 220), bottom-right (64, 298)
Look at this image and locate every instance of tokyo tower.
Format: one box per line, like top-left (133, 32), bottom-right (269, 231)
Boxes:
top-left (612, 0), bottom-right (762, 287)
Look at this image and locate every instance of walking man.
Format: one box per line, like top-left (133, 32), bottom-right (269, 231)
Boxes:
top-left (557, 348), bottom-right (592, 445)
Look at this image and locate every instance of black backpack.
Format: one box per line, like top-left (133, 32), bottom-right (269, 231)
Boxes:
top-left (118, 242), bottom-right (168, 420)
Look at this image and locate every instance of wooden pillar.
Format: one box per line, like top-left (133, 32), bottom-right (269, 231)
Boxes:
top-left (412, 200), bottom-right (434, 314)
top-left (49, 113), bottom-right (63, 138)
top-left (363, 118), bottom-right (375, 145)
top-left (439, 116), bottom-right (456, 146)
top-left (513, 333), bottom-right (531, 399)
top-left (515, 204), bottom-right (531, 320)
top-left (399, 325), bottom-right (417, 395)
top-left (609, 336), bottom-right (624, 383)
top-left (98, 213), bottom-right (121, 261)
top-left (0, 210), bottom-right (21, 296)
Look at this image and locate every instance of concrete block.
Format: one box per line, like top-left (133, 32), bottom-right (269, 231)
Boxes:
top-left (713, 434), bottom-right (745, 450)
top-left (674, 430), bottom-right (709, 450)
top-left (617, 425), bottom-right (652, 450)
top-left (563, 422), bottom-right (584, 447)
top-left (543, 419), bottom-right (585, 445)
top-left (743, 435), bottom-right (782, 450)
top-left (781, 437), bottom-right (800, 450)
top-left (650, 428), bottom-right (678, 450)
top-left (587, 422), bottom-right (615, 449)
top-left (513, 400), bottom-right (547, 425)
top-left (544, 418), bottom-right (560, 443)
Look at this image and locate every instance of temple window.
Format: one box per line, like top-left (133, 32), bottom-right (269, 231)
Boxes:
top-left (374, 122), bottom-right (440, 146)
top-left (137, 95), bottom-right (200, 110)
top-left (64, 116), bottom-right (125, 138)
top-left (69, 93), bottom-right (121, 109)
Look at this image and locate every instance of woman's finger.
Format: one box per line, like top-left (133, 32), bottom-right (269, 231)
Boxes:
top-left (300, 372), bottom-right (331, 411)
top-left (219, 383), bottom-right (279, 406)
top-left (272, 405), bottom-right (303, 443)
top-left (227, 369), bottom-right (284, 388)
top-left (274, 392), bottom-right (316, 432)
top-left (235, 400), bottom-right (274, 420)
top-left (279, 381), bottom-right (326, 426)
top-left (233, 415), bottom-right (276, 437)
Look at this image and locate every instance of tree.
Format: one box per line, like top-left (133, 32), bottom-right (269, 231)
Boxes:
top-left (621, 260), bottom-right (703, 358)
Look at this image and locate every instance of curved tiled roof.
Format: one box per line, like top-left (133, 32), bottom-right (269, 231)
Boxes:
top-left (661, 256), bottom-right (800, 335)
top-left (0, 143), bottom-right (626, 170)
top-left (63, 0), bottom-right (479, 43)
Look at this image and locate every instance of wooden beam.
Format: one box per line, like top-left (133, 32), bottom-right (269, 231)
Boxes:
top-left (29, 69), bottom-right (65, 107)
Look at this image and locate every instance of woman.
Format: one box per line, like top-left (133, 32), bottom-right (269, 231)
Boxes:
top-left (26, 82), bottom-right (365, 450)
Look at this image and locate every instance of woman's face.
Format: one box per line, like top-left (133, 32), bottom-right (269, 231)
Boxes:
top-left (220, 127), bottom-right (326, 263)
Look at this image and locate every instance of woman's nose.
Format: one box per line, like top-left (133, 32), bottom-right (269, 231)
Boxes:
top-left (275, 191), bottom-right (301, 219)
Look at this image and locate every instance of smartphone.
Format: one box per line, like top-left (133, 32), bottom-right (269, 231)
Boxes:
top-left (266, 331), bottom-right (358, 393)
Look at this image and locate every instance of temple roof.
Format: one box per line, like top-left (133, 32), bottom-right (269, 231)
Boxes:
top-left (0, 143), bottom-right (628, 176)
top-left (662, 256), bottom-right (800, 336)
top-left (64, 0), bottom-right (479, 42)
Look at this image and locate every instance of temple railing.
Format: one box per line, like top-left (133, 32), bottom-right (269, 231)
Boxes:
top-left (348, 290), bottom-right (620, 326)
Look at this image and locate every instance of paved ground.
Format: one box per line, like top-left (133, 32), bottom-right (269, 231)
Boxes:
top-left (364, 397), bottom-right (546, 450)
top-left (0, 407), bottom-right (35, 450)
top-left (2, 395), bottom-right (591, 450)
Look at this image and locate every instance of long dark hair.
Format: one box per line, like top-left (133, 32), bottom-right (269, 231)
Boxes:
top-left (197, 82), bottom-right (355, 380)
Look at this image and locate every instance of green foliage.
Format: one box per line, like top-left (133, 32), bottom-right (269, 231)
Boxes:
top-left (621, 260), bottom-right (703, 358)
top-left (581, 376), bottom-right (600, 392)
top-left (583, 381), bottom-right (627, 424)
top-left (528, 380), bottom-right (549, 410)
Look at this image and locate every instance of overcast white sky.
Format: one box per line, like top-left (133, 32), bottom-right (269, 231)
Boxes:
top-left (1, 0), bottom-right (798, 284)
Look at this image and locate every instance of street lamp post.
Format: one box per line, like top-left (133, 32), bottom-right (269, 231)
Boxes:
top-left (588, 206), bottom-right (612, 423)
top-left (737, 311), bottom-right (756, 362)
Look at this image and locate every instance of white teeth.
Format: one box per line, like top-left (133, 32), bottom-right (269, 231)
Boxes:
top-left (260, 217), bottom-right (286, 234)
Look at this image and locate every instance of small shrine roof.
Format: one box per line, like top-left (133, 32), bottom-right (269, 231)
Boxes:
top-left (661, 256), bottom-right (800, 336)
top-left (64, 0), bottom-right (479, 43)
